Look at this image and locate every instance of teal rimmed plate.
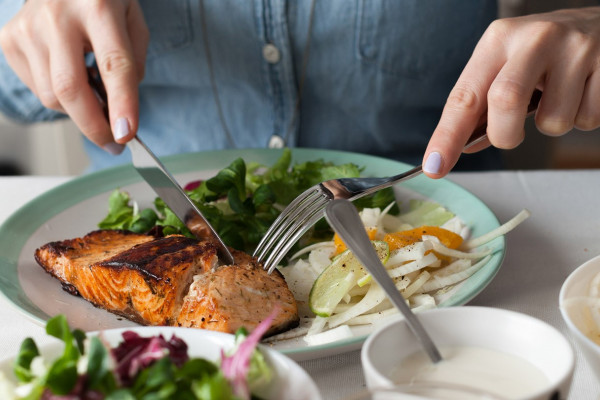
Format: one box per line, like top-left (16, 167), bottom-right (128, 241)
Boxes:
top-left (0, 148), bottom-right (504, 361)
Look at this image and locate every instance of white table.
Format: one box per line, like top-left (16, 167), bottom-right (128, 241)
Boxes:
top-left (0, 171), bottom-right (599, 399)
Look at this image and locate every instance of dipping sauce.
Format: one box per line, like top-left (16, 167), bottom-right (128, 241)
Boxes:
top-left (562, 270), bottom-right (600, 345)
top-left (391, 346), bottom-right (549, 399)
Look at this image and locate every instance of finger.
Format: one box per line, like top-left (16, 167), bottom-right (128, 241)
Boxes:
top-left (534, 51), bottom-right (589, 136)
top-left (485, 48), bottom-right (546, 150)
top-left (47, 23), bottom-right (121, 154)
top-left (0, 23), bottom-right (37, 99)
top-left (22, 44), bottom-right (64, 112)
top-left (575, 69), bottom-right (600, 131)
top-left (126, 0), bottom-right (149, 83)
top-left (423, 26), bottom-right (507, 178)
top-left (87, 2), bottom-right (139, 144)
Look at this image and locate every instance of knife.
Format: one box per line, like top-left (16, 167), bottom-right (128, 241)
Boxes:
top-left (87, 65), bottom-right (235, 265)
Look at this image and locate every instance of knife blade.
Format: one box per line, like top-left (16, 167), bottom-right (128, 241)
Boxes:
top-left (87, 65), bottom-right (235, 265)
top-left (128, 136), bottom-right (235, 265)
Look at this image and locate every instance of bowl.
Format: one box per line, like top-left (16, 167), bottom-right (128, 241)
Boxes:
top-left (0, 326), bottom-right (321, 400)
top-left (361, 306), bottom-right (574, 400)
top-left (559, 254), bottom-right (600, 380)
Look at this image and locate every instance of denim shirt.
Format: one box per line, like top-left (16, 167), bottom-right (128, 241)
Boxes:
top-left (0, 0), bottom-right (498, 172)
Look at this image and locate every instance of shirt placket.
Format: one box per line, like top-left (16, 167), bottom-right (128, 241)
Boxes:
top-left (255, 0), bottom-right (299, 148)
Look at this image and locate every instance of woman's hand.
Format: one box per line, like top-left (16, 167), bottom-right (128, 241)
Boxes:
top-left (423, 7), bottom-right (600, 177)
top-left (0, 0), bottom-right (148, 154)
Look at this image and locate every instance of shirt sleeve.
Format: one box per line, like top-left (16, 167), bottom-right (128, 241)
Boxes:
top-left (0, 0), bottom-right (64, 123)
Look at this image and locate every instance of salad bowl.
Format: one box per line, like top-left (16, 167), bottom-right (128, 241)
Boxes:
top-left (0, 326), bottom-right (322, 400)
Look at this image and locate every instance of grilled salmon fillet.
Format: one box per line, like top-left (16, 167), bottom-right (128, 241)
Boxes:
top-left (34, 230), bottom-right (299, 336)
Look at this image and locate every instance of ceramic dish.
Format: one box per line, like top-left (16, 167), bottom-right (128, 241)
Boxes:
top-left (362, 306), bottom-right (574, 400)
top-left (0, 326), bottom-right (321, 399)
top-left (0, 148), bottom-right (505, 361)
top-left (559, 254), bottom-right (600, 380)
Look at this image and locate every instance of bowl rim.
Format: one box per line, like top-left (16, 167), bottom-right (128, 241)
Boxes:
top-left (559, 254), bottom-right (600, 354)
top-left (0, 326), bottom-right (323, 400)
top-left (361, 306), bottom-right (574, 398)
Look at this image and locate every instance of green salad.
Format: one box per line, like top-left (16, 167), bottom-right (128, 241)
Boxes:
top-left (98, 148), bottom-right (397, 254)
top-left (0, 315), bottom-right (276, 400)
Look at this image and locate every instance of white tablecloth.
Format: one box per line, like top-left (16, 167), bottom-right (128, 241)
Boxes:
top-left (0, 171), bottom-right (599, 399)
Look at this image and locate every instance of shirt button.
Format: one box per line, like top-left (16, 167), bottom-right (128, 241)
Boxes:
top-left (262, 43), bottom-right (281, 64)
top-left (268, 134), bottom-right (285, 148)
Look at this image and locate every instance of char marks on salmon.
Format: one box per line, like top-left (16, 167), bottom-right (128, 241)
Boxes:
top-left (34, 230), bottom-right (299, 336)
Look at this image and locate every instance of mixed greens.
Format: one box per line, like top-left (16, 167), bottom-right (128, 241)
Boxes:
top-left (1, 314), bottom-right (276, 400)
top-left (98, 148), bottom-right (397, 254)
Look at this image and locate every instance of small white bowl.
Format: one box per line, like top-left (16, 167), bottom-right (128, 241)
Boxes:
top-left (559, 254), bottom-right (600, 380)
top-left (0, 326), bottom-right (321, 400)
top-left (362, 306), bottom-right (574, 400)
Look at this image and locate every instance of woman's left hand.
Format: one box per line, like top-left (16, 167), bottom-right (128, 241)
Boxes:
top-left (423, 7), bottom-right (600, 178)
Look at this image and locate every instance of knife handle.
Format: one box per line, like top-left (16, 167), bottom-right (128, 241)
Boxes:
top-left (87, 65), bottom-right (110, 121)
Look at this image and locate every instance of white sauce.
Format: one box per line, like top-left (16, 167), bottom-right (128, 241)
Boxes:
top-left (390, 346), bottom-right (549, 400)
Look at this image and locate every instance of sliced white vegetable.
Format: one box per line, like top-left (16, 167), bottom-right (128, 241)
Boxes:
top-left (430, 241), bottom-right (492, 260)
top-left (277, 259), bottom-right (318, 304)
top-left (402, 271), bottom-right (431, 298)
top-left (386, 242), bottom-right (430, 265)
top-left (418, 255), bottom-right (491, 293)
top-left (342, 293), bottom-right (352, 304)
top-left (328, 284), bottom-right (386, 328)
top-left (263, 318), bottom-right (313, 342)
top-left (386, 253), bottom-right (439, 279)
top-left (410, 293), bottom-right (436, 309)
top-left (307, 315), bottom-right (329, 336)
top-left (359, 207), bottom-right (381, 230)
top-left (381, 213), bottom-right (413, 233)
top-left (431, 259), bottom-right (472, 278)
top-left (348, 285), bottom-right (369, 297)
top-left (345, 307), bottom-right (399, 325)
top-left (308, 246), bottom-right (336, 275)
top-left (289, 241), bottom-right (335, 260)
top-left (462, 209), bottom-right (530, 250)
top-left (303, 325), bottom-right (353, 346)
top-left (441, 216), bottom-right (465, 235)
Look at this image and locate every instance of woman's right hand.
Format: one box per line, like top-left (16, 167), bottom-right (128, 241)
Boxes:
top-left (0, 0), bottom-right (149, 154)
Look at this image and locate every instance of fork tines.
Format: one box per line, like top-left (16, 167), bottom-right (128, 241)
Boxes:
top-left (254, 186), bottom-right (330, 273)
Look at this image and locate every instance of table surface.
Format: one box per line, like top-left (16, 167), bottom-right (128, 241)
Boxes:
top-left (0, 170), bottom-right (599, 399)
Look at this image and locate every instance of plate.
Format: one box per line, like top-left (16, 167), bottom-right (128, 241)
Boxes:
top-left (0, 326), bottom-right (322, 400)
top-left (0, 148), bottom-right (504, 362)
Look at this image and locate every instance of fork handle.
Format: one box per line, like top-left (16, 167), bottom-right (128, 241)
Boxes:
top-left (328, 89), bottom-right (543, 200)
top-left (325, 199), bottom-right (443, 363)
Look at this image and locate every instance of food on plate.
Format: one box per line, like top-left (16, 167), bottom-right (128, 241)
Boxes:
top-left (391, 345), bottom-right (549, 399)
top-left (0, 314), bottom-right (275, 400)
top-left (562, 270), bottom-right (600, 345)
top-left (270, 201), bottom-right (530, 345)
top-left (98, 148), bottom-right (397, 254)
top-left (34, 230), bottom-right (298, 336)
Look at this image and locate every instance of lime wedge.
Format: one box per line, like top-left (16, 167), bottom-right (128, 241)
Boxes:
top-left (309, 241), bottom-right (389, 317)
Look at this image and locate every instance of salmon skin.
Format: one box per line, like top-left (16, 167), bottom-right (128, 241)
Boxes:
top-left (34, 230), bottom-right (299, 337)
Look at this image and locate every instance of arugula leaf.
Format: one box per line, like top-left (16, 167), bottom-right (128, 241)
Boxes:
top-left (13, 337), bottom-right (40, 382)
top-left (86, 336), bottom-right (117, 392)
top-left (45, 357), bottom-right (78, 395)
top-left (43, 315), bottom-right (83, 395)
top-left (205, 158), bottom-right (247, 203)
top-left (98, 190), bottom-right (137, 230)
top-left (97, 149), bottom-right (397, 257)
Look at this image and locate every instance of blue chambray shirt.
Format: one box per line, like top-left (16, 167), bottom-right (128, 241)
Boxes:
top-left (0, 0), bottom-right (499, 172)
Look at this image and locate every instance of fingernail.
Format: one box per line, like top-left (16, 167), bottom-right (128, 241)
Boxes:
top-left (423, 152), bottom-right (442, 174)
top-left (113, 117), bottom-right (130, 141)
top-left (103, 142), bottom-right (125, 155)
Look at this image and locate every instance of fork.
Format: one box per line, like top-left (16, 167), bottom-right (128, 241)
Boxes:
top-left (324, 199), bottom-right (442, 363)
top-left (255, 89), bottom-right (542, 273)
